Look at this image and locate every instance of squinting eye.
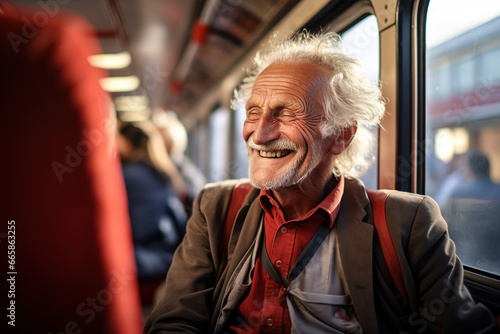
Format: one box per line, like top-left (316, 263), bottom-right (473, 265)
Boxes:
top-left (279, 111), bottom-right (296, 120)
top-left (246, 110), bottom-right (260, 120)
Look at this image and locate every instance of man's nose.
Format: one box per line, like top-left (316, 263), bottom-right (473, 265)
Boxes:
top-left (252, 115), bottom-right (279, 145)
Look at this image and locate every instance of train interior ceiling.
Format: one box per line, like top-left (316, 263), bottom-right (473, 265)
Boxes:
top-left (2, 0), bottom-right (500, 331)
top-left (5, 0), bottom-right (299, 125)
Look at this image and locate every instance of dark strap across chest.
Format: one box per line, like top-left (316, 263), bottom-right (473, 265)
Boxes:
top-left (260, 221), bottom-right (331, 291)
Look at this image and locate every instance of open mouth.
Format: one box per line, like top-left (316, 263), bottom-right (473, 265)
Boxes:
top-left (259, 150), bottom-right (291, 158)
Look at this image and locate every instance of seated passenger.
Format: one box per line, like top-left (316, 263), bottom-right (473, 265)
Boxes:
top-left (118, 122), bottom-right (188, 282)
top-left (145, 31), bottom-right (497, 333)
top-left (154, 110), bottom-right (207, 215)
top-left (444, 150), bottom-right (500, 274)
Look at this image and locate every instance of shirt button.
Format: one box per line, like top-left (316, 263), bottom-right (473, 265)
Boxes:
top-left (275, 260), bottom-right (282, 267)
top-left (267, 318), bottom-right (274, 327)
top-left (280, 227), bottom-right (288, 234)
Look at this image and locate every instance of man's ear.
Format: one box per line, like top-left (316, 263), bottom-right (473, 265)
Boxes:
top-left (329, 124), bottom-right (357, 155)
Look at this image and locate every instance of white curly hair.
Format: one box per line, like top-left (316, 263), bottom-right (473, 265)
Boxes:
top-left (231, 30), bottom-right (386, 178)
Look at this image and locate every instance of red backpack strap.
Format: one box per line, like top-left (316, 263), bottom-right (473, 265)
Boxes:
top-left (219, 179), bottom-right (253, 269)
top-left (367, 189), bottom-right (408, 307)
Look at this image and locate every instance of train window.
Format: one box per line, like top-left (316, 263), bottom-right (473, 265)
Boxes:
top-left (425, 0), bottom-right (500, 275)
top-left (209, 106), bottom-right (230, 182)
top-left (187, 120), bottom-right (209, 179)
top-left (340, 15), bottom-right (380, 189)
top-left (481, 47), bottom-right (500, 81)
top-left (231, 104), bottom-right (249, 179)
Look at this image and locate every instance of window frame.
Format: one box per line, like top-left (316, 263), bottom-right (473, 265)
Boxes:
top-left (413, 0), bottom-right (500, 296)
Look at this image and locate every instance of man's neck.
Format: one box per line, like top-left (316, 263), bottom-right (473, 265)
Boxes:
top-left (269, 175), bottom-right (340, 221)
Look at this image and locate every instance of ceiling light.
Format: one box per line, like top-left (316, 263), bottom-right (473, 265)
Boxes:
top-left (118, 109), bottom-right (151, 122)
top-left (114, 95), bottom-right (149, 111)
top-left (100, 76), bottom-right (140, 92)
top-left (88, 51), bottom-right (131, 69)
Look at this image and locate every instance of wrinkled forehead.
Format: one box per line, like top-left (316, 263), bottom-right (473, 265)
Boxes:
top-left (252, 61), bottom-right (332, 95)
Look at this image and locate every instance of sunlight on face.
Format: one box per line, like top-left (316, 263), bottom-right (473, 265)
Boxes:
top-left (243, 62), bottom-right (332, 189)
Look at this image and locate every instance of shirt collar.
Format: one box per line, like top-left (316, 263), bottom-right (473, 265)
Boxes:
top-left (259, 175), bottom-right (345, 228)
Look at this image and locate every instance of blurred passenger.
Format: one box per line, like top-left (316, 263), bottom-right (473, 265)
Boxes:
top-left (450, 150), bottom-right (500, 200)
top-left (154, 111), bottom-right (207, 214)
top-left (425, 152), bottom-right (448, 198)
top-left (434, 153), bottom-right (466, 208)
top-left (118, 121), bottom-right (188, 284)
top-left (444, 150), bottom-right (500, 273)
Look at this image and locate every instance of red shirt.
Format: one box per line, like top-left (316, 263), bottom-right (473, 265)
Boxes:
top-left (227, 176), bottom-right (345, 333)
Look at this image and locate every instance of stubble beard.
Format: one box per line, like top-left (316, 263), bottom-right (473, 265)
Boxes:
top-left (247, 138), bottom-right (322, 190)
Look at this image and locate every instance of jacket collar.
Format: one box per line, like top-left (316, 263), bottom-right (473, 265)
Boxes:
top-left (336, 178), bottom-right (378, 334)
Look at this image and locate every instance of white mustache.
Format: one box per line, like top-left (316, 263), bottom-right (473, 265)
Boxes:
top-left (247, 136), bottom-right (299, 151)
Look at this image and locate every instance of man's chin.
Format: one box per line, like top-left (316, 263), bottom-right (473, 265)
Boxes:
top-left (248, 175), bottom-right (297, 190)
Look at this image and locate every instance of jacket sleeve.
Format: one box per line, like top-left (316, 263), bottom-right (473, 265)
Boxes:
top-left (144, 182), bottom-right (234, 333)
top-left (395, 194), bottom-right (497, 333)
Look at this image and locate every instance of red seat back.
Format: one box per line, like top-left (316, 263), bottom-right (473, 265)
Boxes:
top-left (0, 7), bottom-right (143, 333)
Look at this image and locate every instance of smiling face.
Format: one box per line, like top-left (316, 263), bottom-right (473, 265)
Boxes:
top-left (243, 61), bottom-right (336, 190)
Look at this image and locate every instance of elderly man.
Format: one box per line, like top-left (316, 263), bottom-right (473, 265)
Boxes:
top-left (145, 31), bottom-right (496, 333)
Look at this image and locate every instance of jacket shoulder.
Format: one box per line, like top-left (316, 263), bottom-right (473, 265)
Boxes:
top-left (195, 179), bottom-right (259, 222)
top-left (385, 191), bottom-right (443, 225)
top-left (201, 179), bottom-right (242, 192)
top-left (382, 190), bottom-right (447, 251)
top-left (196, 180), bottom-right (240, 213)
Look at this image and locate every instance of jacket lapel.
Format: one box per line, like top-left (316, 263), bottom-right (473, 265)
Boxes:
top-left (211, 186), bottom-right (262, 332)
top-left (224, 187), bottom-right (262, 286)
top-left (337, 179), bottom-right (378, 334)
